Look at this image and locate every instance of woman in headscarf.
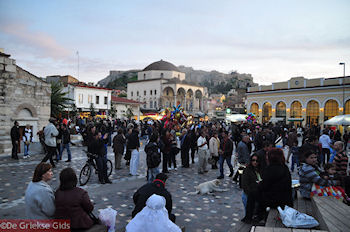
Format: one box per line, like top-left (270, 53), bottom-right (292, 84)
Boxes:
top-left (126, 194), bottom-right (181, 232)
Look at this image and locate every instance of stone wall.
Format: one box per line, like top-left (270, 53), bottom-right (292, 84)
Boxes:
top-left (0, 52), bottom-right (51, 156)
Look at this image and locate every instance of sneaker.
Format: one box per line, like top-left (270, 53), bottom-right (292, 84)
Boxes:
top-left (174, 168), bottom-right (177, 171)
top-left (23, 156), bottom-right (28, 159)
top-left (217, 175), bottom-right (224, 179)
top-left (169, 167), bottom-right (173, 170)
top-left (65, 160), bottom-right (71, 162)
top-left (27, 155), bottom-right (31, 158)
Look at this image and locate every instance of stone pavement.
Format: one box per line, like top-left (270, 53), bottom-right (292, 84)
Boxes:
top-left (0, 140), bottom-right (247, 232)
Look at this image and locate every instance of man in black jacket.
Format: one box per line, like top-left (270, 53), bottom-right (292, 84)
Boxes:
top-left (180, 129), bottom-right (191, 168)
top-left (10, 121), bottom-right (20, 160)
top-left (132, 173), bottom-right (175, 222)
top-left (217, 131), bottom-right (234, 179)
top-left (59, 124), bottom-right (71, 162)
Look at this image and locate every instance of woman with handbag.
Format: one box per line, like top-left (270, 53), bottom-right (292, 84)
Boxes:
top-left (54, 168), bottom-right (97, 230)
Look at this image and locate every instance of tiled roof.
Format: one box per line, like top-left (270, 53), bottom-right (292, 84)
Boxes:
top-left (111, 95), bottom-right (142, 104)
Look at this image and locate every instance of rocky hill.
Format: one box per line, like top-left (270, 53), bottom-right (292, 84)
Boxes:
top-left (98, 66), bottom-right (257, 94)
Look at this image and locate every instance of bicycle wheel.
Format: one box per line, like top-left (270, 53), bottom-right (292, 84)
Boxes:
top-left (106, 159), bottom-right (113, 177)
top-left (79, 164), bottom-right (91, 186)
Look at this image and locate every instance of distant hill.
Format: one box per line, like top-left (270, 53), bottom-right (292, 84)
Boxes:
top-left (98, 66), bottom-right (257, 94)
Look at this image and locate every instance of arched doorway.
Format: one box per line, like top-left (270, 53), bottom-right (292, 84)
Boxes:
top-left (262, 102), bottom-right (272, 123)
top-left (276, 101), bottom-right (286, 122)
top-left (186, 89), bottom-right (194, 111)
top-left (195, 90), bottom-right (203, 111)
top-left (345, 99), bottom-right (350, 114)
top-left (162, 87), bottom-right (175, 108)
top-left (306, 100), bottom-right (319, 126)
top-left (176, 88), bottom-right (186, 107)
top-left (324, 99), bottom-right (339, 121)
top-left (250, 103), bottom-right (259, 116)
top-left (290, 101), bottom-right (302, 118)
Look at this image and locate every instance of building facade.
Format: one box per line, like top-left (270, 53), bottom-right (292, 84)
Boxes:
top-left (63, 84), bottom-right (112, 116)
top-left (111, 96), bottom-right (141, 120)
top-left (0, 52), bottom-right (51, 155)
top-left (246, 76), bottom-right (350, 126)
top-left (127, 60), bottom-right (208, 113)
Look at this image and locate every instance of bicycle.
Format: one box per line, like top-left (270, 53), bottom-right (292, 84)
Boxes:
top-left (79, 150), bottom-right (113, 186)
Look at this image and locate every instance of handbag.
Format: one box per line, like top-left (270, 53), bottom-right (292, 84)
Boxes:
top-left (89, 212), bottom-right (101, 225)
top-left (208, 157), bottom-right (216, 165)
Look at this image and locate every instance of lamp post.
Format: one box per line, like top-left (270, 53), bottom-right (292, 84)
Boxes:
top-left (339, 62), bottom-right (345, 115)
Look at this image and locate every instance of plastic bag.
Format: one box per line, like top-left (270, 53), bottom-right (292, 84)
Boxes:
top-left (277, 205), bottom-right (319, 228)
top-left (99, 208), bottom-right (118, 232)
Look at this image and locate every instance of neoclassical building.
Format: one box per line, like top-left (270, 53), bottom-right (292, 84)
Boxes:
top-left (246, 76), bottom-right (350, 126)
top-left (127, 60), bottom-right (208, 113)
top-left (0, 52), bottom-right (51, 156)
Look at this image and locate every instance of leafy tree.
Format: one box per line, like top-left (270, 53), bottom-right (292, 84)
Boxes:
top-left (110, 101), bottom-right (116, 118)
top-left (118, 93), bottom-right (127, 98)
top-left (50, 81), bottom-right (71, 118)
top-left (124, 108), bottom-right (134, 120)
top-left (69, 103), bottom-right (78, 121)
top-left (90, 103), bottom-right (96, 117)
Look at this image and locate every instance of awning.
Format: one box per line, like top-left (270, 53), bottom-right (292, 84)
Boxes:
top-left (287, 118), bottom-right (304, 122)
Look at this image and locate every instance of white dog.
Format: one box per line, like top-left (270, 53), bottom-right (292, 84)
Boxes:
top-left (187, 179), bottom-right (228, 195)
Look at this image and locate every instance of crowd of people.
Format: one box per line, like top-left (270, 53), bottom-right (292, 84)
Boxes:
top-left (19, 115), bottom-right (350, 230)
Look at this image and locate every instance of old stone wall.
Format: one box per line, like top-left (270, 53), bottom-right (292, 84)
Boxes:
top-left (0, 53), bottom-right (51, 156)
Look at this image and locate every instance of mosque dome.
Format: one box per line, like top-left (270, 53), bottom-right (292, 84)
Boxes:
top-left (143, 60), bottom-right (180, 72)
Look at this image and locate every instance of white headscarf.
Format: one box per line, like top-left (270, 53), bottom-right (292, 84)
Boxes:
top-left (126, 194), bottom-right (181, 232)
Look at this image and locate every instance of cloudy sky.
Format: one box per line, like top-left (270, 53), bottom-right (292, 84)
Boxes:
top-left (1, 0), bottom-right (349, 84)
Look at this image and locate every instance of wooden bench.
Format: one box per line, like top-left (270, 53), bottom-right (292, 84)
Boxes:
top-left (265, 191), bottom-right (317, 228)
top-left (312, 196), bottom-right (350, 232)
top-left (251, 226), bottom-right (328, 232)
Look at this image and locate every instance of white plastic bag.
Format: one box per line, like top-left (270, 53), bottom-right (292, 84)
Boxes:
top-left (277, 206), bottom-right (319, 228)
top-left (99, 208), bottom-right (118, 232)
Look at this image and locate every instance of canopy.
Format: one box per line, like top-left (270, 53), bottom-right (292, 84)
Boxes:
top-left (226, 114), bottom-right (247, 122)
top-left (324, 114), bottom-right (350, 126)
top-left (287, 118), bottom-right (304, 122)
top-left (269, 117), bottom-right (285, 123)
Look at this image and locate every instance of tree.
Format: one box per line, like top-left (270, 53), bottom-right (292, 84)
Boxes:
top-left (110, 101), bottom-right (116, 118)
top-left (50, 81), bottom-right (71, 118)
top-left (124, 108), bottom-right (134, 120)
top-left (90, 103), bottom-right (96, 117)
top-left (69, 103), bottom-right (78, 121)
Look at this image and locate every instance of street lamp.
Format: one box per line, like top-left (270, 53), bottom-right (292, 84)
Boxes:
top-left (339, 62), bottom-right (345, 115)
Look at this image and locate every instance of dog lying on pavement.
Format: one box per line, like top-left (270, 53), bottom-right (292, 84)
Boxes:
top-left (187, 179), bottom-right (228, 195)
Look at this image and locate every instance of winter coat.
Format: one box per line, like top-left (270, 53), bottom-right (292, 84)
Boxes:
top-left (25, 181), bottom-right (55, 219)
top-left (299, 163), bottom-right (336, 198)
top-left (209, 137), bottom-right (219, 157)
top-left (237, 141), bottom-right (250, 165)
top-left (260, 164), bottom-right (293, 208)
top-left (145, 142), bottom-right (161, 168)
top-left (113, 133), bottom-right (126, 154)
top-left (11, 125), bottom-right (20, 142)
top-left (44, 122), bottom-right (59, 147)
top-left (55, 187), bottom-right (94, 230)
top-left (241, 166), bottom-right (261, 195)
top-left (132, 180), bottom-right (173, 219)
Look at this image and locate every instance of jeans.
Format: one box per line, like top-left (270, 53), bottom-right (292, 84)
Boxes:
top-left (219, 155), bottom-right (233, 177)
top-left (96, 156), bottom-right (108, 182)
top-left (130, 149), bottom-right (139, 176)
top-left (24, 143), bottom-right (30, 156)
top-left (242, 192), bottom-right (248, 212)
top-left (291, 155), bottom-right (299, 172)
top-left (147, 167), bottom-right (160, 183)
top-left (42, 145), bottom-right (56, 167)
top-left (59, 143), bottom-right (71, 160)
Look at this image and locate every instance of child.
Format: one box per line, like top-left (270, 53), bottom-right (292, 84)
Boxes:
top-left (320, 163), bottom-right (337, 181)
top-left (290, 142), bottom-right (300, 172)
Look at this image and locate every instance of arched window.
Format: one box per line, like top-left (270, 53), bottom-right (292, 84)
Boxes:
top-left (324, 99), bottom-right (339, 121)
top-left (262, 102), bottom-right (272, 123)
top-left (143, 73), bottom-right (146, 80)
top-left (131, 91), bottom-right (133, 97)
top-left (276, 101), bottom-right (286, 120)
top-left (137, 91), bottom-right (139, 96)
top-left (306, 100), bottom-right (319, 125)
top-left (160, 73), bottom-right (164, 78)
top-left (250, 103), bottom-right (259, 116)
top-left (291, 101), bottom-right (302, 118)
top-left (345, 99), bottom-right (350, 114)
